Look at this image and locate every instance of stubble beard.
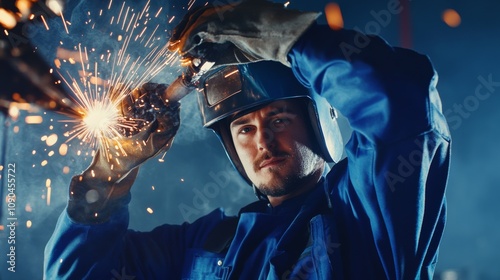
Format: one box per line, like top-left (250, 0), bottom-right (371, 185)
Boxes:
top-left (256, 167), bottom-right (301, 197)
top-left (255, 146), bottom-right (324, 198)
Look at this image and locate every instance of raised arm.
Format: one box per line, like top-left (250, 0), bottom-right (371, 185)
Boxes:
top-left (289, 24), bottom-right (451, 279)
top-left (289, 24), bottom-right (449, 143)
top-left (44, 83), bottom-right (186, 278)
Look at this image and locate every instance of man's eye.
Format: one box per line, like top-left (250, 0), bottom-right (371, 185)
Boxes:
top-left (273, 118), bottom-right (289, 126)
top-left (239, 127), bottom-right (252, 134)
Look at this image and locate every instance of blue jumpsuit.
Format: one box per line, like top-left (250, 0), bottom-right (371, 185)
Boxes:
top-left (44, 24), bottom-right (451, 279)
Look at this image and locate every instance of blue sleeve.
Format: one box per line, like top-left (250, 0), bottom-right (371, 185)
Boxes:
top-left (289, 25), bottom-right (450, 279)
top-left (44, 195), bottom-right (225, 279)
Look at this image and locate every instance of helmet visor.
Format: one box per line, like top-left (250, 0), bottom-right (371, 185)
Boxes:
top-left (203, 66), bottom-right (242, 106)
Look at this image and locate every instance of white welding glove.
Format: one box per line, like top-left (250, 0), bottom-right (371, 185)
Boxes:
top-left (67, 83), bottom-right (180, 223)
top-left (168, 0), bottom-right (319, 67)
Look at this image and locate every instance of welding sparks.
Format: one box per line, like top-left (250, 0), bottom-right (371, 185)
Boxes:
top-left (3, 0), bottom-right (182, 218)
top-left (56, 0), bottom-right (180, 159)
top-left (40, 14), bottom-right (50, 30)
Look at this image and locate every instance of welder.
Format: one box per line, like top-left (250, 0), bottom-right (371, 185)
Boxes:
top-left (44, 1), bottom-right (451, 279)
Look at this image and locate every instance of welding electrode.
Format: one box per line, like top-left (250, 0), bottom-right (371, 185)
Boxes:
top-left (161, 58), bottom-right (215, 103)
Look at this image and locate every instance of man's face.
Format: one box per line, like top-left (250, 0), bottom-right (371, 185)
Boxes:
top-left (230, 99), bottom-right (325, 202)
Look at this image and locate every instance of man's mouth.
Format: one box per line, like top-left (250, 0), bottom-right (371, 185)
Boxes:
top-left (259, 157), bottom-right (287, 169)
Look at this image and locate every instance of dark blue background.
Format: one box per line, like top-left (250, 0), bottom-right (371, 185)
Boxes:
top-left (1, 0), bottom-right (499, 279)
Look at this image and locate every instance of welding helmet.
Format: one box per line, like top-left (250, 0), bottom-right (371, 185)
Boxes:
top-left (197, 61), bottom-right (343, 185)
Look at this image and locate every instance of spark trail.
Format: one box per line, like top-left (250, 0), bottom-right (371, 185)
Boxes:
top-left (55, 0), bottom-right (179, 158)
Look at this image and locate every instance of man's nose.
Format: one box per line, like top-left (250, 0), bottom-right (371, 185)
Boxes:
top-left (256, 126), bottom-right (275, 151)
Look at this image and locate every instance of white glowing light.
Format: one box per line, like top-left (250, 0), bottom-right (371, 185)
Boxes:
top-left (0, 8), bottom-right (17, 29)
top-left (8, 105), bottom-right (20, 120)
top-left (47, 186), bottom-right (52, 205)
top-left (59, 144), bottom-right (68, 155)
top-left (46, 134), bottom-right (58, 146)
top-left (16, 0), bottom-right (31, 19)
top-left (83, 102), bottom-right (120, 139)
top-left (46, 0), bottom-right (64, 16)
top-left (25, 116), bottom-right (43, 124)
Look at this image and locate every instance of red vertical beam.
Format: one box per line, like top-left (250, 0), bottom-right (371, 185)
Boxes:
top-left (400, 0), bottom-right (412, 48)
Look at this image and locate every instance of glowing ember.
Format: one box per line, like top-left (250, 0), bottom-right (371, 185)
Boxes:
top-left (47, 186), bottom-right (52, 206)
top-left (325, 3), bottom-right (344, 30)
top-left (0, 8), bottom-right (17, 29)
top-left (27, 220), bottom-right (33, 228)
top-left (15, 0), bottom-right (31, 19)
top-left (59, 144), bottom-right (68, 155)
top-left (8, 105), bottom-right (20, 120)
top-left (46, 0), bottom-right (64, 16)
top-left (46, 134), bottom-right (58, 146)
top-left (147, 207), bottom-right (154, 214)
top-left (25, 116), bottom-right (44, 124)
top-left (5, 194), bottom-right (16, 204)
top-left (40, 15), bottom-right (50, 30)
top-left (442, 9), bottom-right (461, 28)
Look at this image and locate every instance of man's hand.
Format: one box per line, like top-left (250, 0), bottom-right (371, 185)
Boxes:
top-left (68, 83), bottom-right (180, 223)
top-left (167, 0), bottom-right (319, 67)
